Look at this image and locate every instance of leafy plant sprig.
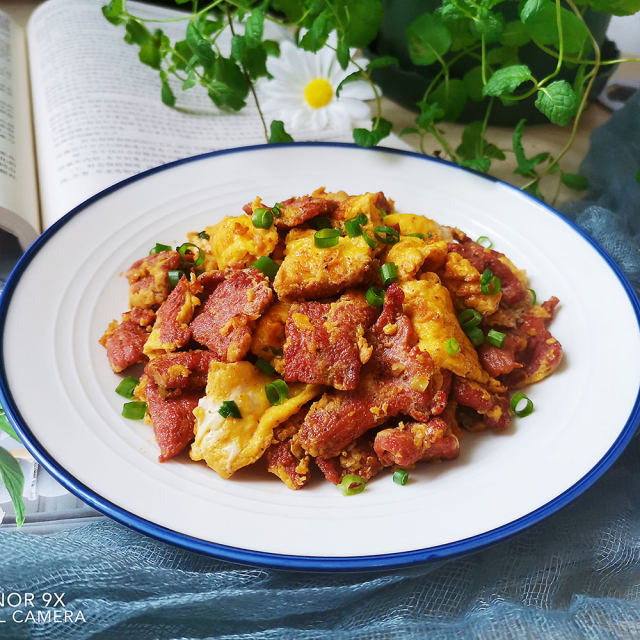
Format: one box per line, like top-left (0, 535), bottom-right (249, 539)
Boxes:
top-left (0, 407), bottom-right (25, 527)
top-left (102, 0), bottom-right (640, 202)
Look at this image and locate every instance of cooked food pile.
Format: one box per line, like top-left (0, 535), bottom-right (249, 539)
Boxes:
top-left (101, 189), bottom-right (563, 493)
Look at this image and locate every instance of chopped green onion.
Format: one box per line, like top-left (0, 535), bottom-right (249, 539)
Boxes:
top-left (338, 474), bottom-right (366, 496)
top-left (529, 288), bottom-right (537, 305)
top-left (366, 286), bottom-right (386, 307)
top-left (115, 376), bottom-right (138, 399)
top-left (197, 230), bottom-right (210, 240)
top-left (380, 262), bottom-right (398, 287)
top-left (481, 275), bottom-right (501, 295)
top-left (487, 329), bottom-right (506, 348)
top-left (252, 207), bottom-right (273, 229)
top-left (310, 216), bottom-right (332, 230)
top-left (272, 202), bottom-right (282, 217)
top-left (264, 346), bottom-right (284, 356)
top-left (377, 207), bottom-right (387, 218)
top-left (362, 229), bottom-right (378, 249)
top-left (219, 400), bottom-right (242, 419)
top-left (374, 225), bottom-right (400, 245)
top-left (510, 392), bottom-right (534, 417)
top-left (393, 469), bottom-right (409, 486)
top-left (345, 213), bottom-right (367, 237)
top-left (255, 358), bottom-right (277, 376)
top-left (445, 337), bottom-right (460, 355)
top-left (177, 242), bottom-right (205, 267)
top-left (252, 256), bottom-right (280, 279)
top-left (265, 379), bottom-right (289, 406)
top-left (476, 235), bottom-right (493, 249)
top-left (481, 268), bottom-right (493, 285)
top-left (168, 269), bottom-right (186, 288)
top-left (149, 242), bottom-right (172, 255)
top-left (427, 232), bottom-right (433, 239)
top-left (457, 308), bottom-right (482, 329)
top-left (405, 233), bottom-right (426, 240)
top-left (465, 326), bottom-right (484, 347)
top-left (122, 401), bottom-right (147, 420)
top-left (314, 228), bottom-right (342, 248)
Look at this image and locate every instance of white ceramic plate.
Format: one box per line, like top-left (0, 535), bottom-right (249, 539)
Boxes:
top-left (2, 144), bottom-right (639, 571)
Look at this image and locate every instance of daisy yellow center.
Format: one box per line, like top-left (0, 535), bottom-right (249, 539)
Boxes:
top-left (304, 78), bottom-right (334, 109)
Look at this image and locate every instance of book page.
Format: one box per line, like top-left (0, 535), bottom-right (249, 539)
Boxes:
top-left (27, 0), bottom-right (369, 229)
top-left (0, 10), bottom-right (39, 247)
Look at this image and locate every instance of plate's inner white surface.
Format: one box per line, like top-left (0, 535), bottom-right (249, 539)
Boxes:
top-left (4, 146), bottom-right (640, 558)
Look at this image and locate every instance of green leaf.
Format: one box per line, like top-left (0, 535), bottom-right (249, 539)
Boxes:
top-left (429, 79), bottom-right (467, 121)
top-left (335, 71), bottom-right (362, 97)
top-left (244, 8), bottom-right (264, 49)
top-left (0, 408), bottom-right (19, 442)
top-left (535, 80), bottom-right (579, 126)
top-left (461, 157), bottom-right (491, 172)
top-left (336, 0), bottom-right (383, 48)
top-left (353, 117), bottom-right (392, 147)
top-left (523, 1), bottom-right (588, 55)
top-left (520, 0), bottom-right (546, 23)
top-left (447, 18), bottom-right (479, 51)
top-left (336, 37), bottom-right (350, 70)
top-left (483, 64), bottom-right (533, 97)
top-left (456, 121), bottom-right (505, 170)
top-left (416, 101), bottom-right (445, 127)
top-left (471, 9), bottom-right (504, 43)
top-left (161, 79), bottom-right (176, 107)
top-left (524, 180), bottom-right (545, 201)
top-left (500, 21), bottom-right (531, 47)
top-left (367, 55), bottom-right (399, 70)
top-left (262, 40), bottom-right (280, 58)
top-left (207, 58), bottom-right (248, 110)
top-left (400, 127), bottom-right (419, 136)
top-left (0, 447), bottom-right (25, 528)
top-left (271, 0), bottom-right (305, 22)
top-left (172, 40), bottom-right (193, 70)
top-left (102, 0), bottom-right (125, 25)
top-left (561, 172), bottom-right (589, 190)
top-left (187, 19), bottom-right (216, 66)
top-left (269, 120), bottom-right (294, 143)
top-left (299, 10), bottom-right (334, 52)
top-left (512, 118), bottom-right (549, 177)
top-left (463, 66), bottom-right (485, 102)
top-left (486, 45), bottom-right (520, 66)
top-left (588, 0), bottom-right (640, 16)
top-left (406, 13), bottom-right (452, 66)
top-left (182, 68), bottom-right (196, 91)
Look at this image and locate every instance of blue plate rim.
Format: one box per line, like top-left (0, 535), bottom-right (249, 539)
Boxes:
top-left (1, 141), bottom-right (639, 572)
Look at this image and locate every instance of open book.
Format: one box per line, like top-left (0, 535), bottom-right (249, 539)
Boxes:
top-left (2, 0), bottom-right (395, 249)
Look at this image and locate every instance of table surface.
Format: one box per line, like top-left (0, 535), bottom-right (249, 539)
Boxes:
top-left (2, 0), bottom-right (638, 529)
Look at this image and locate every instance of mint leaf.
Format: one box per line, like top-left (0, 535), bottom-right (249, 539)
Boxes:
top-left (353, 118), bottom-right (392, 147)
top-left (0, 408), bottom-right (19, 442)
top-left (0, 447), bottom-right (25, 527)
top-left (471, 9), bottom-right (504, 43)
top-left (461, 157), bottom-right (491, 173)
top-left (406, 13), bottom-right (452, 66)
top-left (486, 46), bottom-right (520, 66)
top-left (336, 37), bottom-right (350, 70)
top-left (416, 101), bottom-right (445, 127)
top-left (513, 119), bottom-right (549, 177)
top-left (456, 121), bottom-right (505, 171)
top-left (535, 81), bottom-right (579, 126)
top-left (244, 8), bottom-right (264, 49)
top-left (367, 55), bottom-right (399, 71)
top-left (335, 71), bottom-right (361, 97)
top-left (463, 66), bottom-right (485, 102)
top-left (186, 19), bottom-right (216, 66)
top-left (561, 173), bottom-right (589, 190)
top-left (523, 1), bottom-right (588, 54)
top-left (337, 0), bottom-right (383, 48)
top-left (483, 64), bottom-right (533, 97)
top-left (520, 0), bottom-right (546, 23)
top-left (299, 10), bottom-right (334, 52)
top-left (207, 58), bottom-right (248, 110)
top-left (501, 21), bottom-right (531, 47)
top-left (429, 79), bottom-right (466, 121)
top-left (269, 120), bottom-right (294, 143)
top-left (159, 70), bottom-right (176, 107)
top-left (102, 0), bottom-right (125, 25)
top-left (588, 0), bottom-right (640, 16)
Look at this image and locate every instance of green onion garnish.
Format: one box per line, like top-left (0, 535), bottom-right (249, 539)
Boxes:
top-left (457, 308), bottom-right (482, 329)
top-left (465, 326), bottom-right (484, 346)
top-left (122, 401), bottom-right (147, 420)
top-left (374, 225), bottom-right (400, 245)
top-left (197, 230), bottom-right (210, 240)
top-left (393, 469), bottom-right (409, 486)
top-left (476, 235), bottom-right (493, 249)
top-left (252, 256), bottom-right (280, 279)
top-left (219, 400), bottom-right (242, 419)
top-left (510, 392), bottom-right (534, 417)
top-left (480, 269), bottom-right (501, 295)
top-left (265, 379), bottom-right (289, 406)
top-left (529, 288), bottom-right (537, 305)
top-left (345, 213), bottom-right (367, 237)
top-left (380, 263), bottom-right (398, 287)
top-left (272, 202), bottom-right (282, 217)
top-left (377, 207), bottom-right (387, 218)
top-left (149, 242), bottom-right (172, 255)
top-left (487, 329), bottom-right (506, 348)
top-left (338, 474), bottom-right (366, 496)
top-left (115, 376), bottom-right (138, 399)
top-left (366, 286), bottom-right (386, 307)
top-left (310, 216), bottom-right (332, 230)
top-left (255, 358), bottom-right (277, 376)
top-left (445, 337), bottom-right (460, 355)
top-left (177, 242), bottom-right (205, 267)
top-left (252, 207), bottom-right (273, 229)
top-left (405, 233), bottom-right (426, 240)
top-left (314, 228), bottom-right (342, 248)
top-left (362, 229), bottom-right (377, 249)
top-left (168, 269), bottom-right (186, 288)
top-left (481, 268), bottom-right (493, 285)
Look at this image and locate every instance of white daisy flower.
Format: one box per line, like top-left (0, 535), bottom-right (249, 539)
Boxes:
top-left (257, 36), bottom-right (376, 133)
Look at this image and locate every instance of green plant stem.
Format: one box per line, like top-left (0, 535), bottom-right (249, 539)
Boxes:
top-left (344, 54), bottom-right (383, 125)
top-left (538, 0), bottom-right (564, 86)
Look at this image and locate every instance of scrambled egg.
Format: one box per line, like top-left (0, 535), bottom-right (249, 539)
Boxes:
top-left (401, 275), bottom-right (489, 383)
top-left (386, 237), bottom-right (448, 281)
top-left (384, 213), bottom-right (452, 241)
top-left (190, 361), bottom-right (322, 478)
top-left (250, 301), bottom-right (290, 372)
top-left (204, 215), bottom-right (278, 269)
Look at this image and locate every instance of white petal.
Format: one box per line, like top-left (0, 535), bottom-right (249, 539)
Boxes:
top-left (327, 105), bottom-right (352, 131)
top-left (338, 97), bottom-right (372, 119)
top-left (340, 81), bottom-right (376, 101)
